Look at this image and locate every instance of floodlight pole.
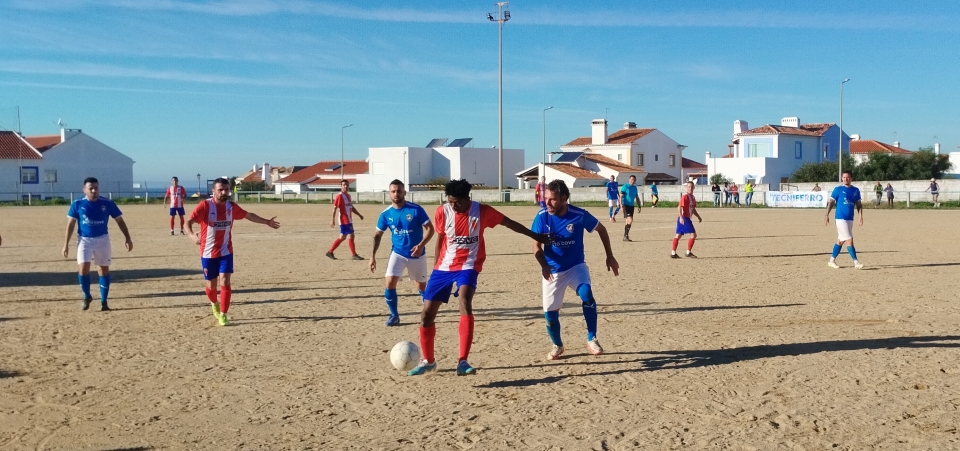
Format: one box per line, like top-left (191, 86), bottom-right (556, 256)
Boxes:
top-left (196, 173), bottom-right (201, 196)
top-left (341, 124), bottom-right (353, 180)
top-left (489, 2), bottom-right (509, 201)
top-left (839, 78), bottom-right (849, 182)
top-left (542, 106), bottom-right (553, 165)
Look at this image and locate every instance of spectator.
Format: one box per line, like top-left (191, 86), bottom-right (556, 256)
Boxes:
top-left (723, 182), bottom-right (731, 206)
top-left (883, 183), bottom-right (895, 208)
top-left (744, 181), bottom-right (755, 207)
top-left (730, 182), bottom-right (740, 207)
top-left (873, 182), bottom-right (883, 207)
top-left (924, 178), bottom-right (940, 208)
top-left (812, 183), bottom-right (822, 192)
top-left (711, 182), bottom-right (721, 207)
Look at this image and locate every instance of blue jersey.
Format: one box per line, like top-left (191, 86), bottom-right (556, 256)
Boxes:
top-left (67, 197), bottom-right (123, 238)
top-left (619, 184), bottom-right (638, 205)
top-left (605, 181), bottom-right (619, 200)
top-left (531, 205), bottom-right (599, 273)
top-left (376, 201), bottom-right (431, 259)
top-left (650, 184), bottom-right (659, 195)
top-left (830, 185), bottom-right (861, 221)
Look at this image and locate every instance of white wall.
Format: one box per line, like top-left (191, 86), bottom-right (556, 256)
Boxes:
top-left (707, 155), bottom-right (771, 187)
top-left (632, 129), bottom-right (682, 179)
top-left (435, 147), bottom-right (524, 189)
top-left (357, 146), bottom-right (525, 191)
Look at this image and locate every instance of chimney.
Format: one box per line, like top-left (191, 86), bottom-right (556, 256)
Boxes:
top-left (262, 163), bottom-right (271, 185)
top-left (591, 119), bottom-right (608, 145)
top-left (781, 117), bottom-right (800, 128)
top-left (894, 141), bottom-right (900, 148)
top-left (734, 120), bottom-right (748, 134)
top-left (935, 143), bottom-right (940, 154)
top-left (623, 121), bottom-right (637, 130)
top-left (850, 134), bottom-right (860, 141)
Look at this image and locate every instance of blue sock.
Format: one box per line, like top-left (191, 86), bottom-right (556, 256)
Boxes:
top-left (544, 311), bottom-right (563, 346)
top-left (577, 284), bottom-right (598, 341)
top-left (418, 290), bottom-right (425, 303)
top-left (847, 246), bottom-right (858, 261)
top-left (831, 244), bottom-right (842, 258)
top-left (384, 289), bottom-right (399, 316)
top-left (608, 207), bottom-right (614, 217)
top-left (98, 274), bottom-right (110, 304)
top-left (614, 207), bottom-right (621, 216)
top-left (79, 274), bottom-right (91, 299)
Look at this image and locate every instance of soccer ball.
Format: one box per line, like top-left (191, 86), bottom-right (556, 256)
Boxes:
top-left (390, 341), bottom-right (421, 372)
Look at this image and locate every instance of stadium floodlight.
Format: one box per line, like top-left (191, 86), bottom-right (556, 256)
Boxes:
top-left (488, 2), bottom-right (510, 200)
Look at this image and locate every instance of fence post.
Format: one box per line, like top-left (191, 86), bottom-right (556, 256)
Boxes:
top-left (907, 191), bottom-right (911, 208)
top-left (27, 192), bottom-right (32, 205)
top-left (305, 192), bottom-right (309, 204)
top-left (145, 191), bottom-right (149, 204)
top-left (70, 192), bottom-right (74, 203)
top-left (109, 192), bottom-right (113, 200)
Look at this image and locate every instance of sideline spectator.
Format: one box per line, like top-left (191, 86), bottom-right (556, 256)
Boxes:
top-left (812, 183), bottom-right (822, 192)
top-left (723, 182), bottom-right (731, 206)
top-left (744, 181), bottom-right (755, 207)
top-left (730, 182), bottom-right (740, 207)
top-left (873, 182), bottom-right (883, 207)
top-left (883, 183), bottom-right (895, 208)
top-left (711, 182), bottom-right (721, 207)
top-left (924, 178), bottom-right (940, 208)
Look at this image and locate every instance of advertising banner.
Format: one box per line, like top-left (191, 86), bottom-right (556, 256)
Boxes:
top-left (765, 191), bottom-right (828, 208)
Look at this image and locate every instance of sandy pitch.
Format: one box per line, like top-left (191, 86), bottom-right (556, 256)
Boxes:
top-left (1, 203), bottom-right (959, 450)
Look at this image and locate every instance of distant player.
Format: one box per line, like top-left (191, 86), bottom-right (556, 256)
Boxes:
top-left (533, 179), bottom-right (619, 361)
top-left (618, 175), bottom-right (639, 241)
top-left (163, 176), bottom-right (188, 235)
top-left (327, 180), bottom-right (364, 260)
top-left (187, 177), bottom-right (281, 326)
top-left (670, 181), bottom-right (702, 258)
top-left (62, 177), bottom-right (133, 311)
top-left (650, 181), bottom-right (659, 208)
top-left (534, 176), bottom-right (547, 209)
top-left (606, 175), bottom-right (620, 222)
top-left (369, 180), bottom-right (435, 327)
top-left (825, 171), bottom-right (864, 269)
top-left (407, 179), bottom-right (552, 376)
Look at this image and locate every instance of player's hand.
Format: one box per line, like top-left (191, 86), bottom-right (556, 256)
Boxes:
top-left (61, 245), bottom-right (68, 258)
top-left (541, 267), bottom-right (554, 281)
top-left (824, 216), bottom-right (830, 226)
top-left (267, 217), bottom-right (280, 229)
top-left (410, 243), bottom-right (424, 257)
top-left (606, 256), bottom-right (620, 276)
top-left (859, 216), bottom-right (863, 226)
top-left (369, 258), bottom-right (376, 273)
top-left (356, 213), bottom-right (364, 220)
top-left (697, 216), bottom-right (702, 223)
top-left (189, 233), bottom-right (201, 245)
top-left (330, 221), bottom-right (335, 228)
top-left (679, 216), bottom-right (685, 225)
top-left (125, 239), bottom-right (133, 252)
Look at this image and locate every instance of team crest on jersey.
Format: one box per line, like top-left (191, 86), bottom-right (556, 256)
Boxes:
top-left (469, 216), bottom-right (479, 232)
top-left (101, 205), bottom-right (106, 212)
top-left (405, 213), bottom-right (412, 221)
top-left (566, 223), bottom-right (574, 233)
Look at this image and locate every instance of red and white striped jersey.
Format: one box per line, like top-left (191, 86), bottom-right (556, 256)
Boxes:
top-left (167, 185), bottom-right (187, 208)
top-left (333, 192), bottom-right (353, 225)
top-left (190, 199), bottom-right (248, 258)
top-left (679, 193), bottom-right (697, 218)
top-left (433, 201), bottom-right (504, 273)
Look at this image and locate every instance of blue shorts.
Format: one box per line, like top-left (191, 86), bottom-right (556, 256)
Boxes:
top-left (201, 255), bottom-right (234, 280)
top-left (339, 224), bottom-right (355, 235)
top-left (169, 207), bottom-right (185, 216)
top-left (538, 200), bottom-right (546, 208)
top-left (675, 217), bottom-right (696, 235)
top-left (423, 269), bottom-right (479, 304)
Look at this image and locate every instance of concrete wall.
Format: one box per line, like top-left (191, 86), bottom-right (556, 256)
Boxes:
top-left (785, 180), bottom-right (959, 203)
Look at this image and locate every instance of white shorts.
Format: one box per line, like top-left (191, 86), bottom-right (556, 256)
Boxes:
top-left (608, 199), bottom-right (620, 207)
top-left (836, 220), bottom-right (853, 241)
top-left (385, 252), bottom-right (429, 283)
top-left (77, 235), bottom-right (112, 266)
top-left (542, 263), bottom-right (591, 311)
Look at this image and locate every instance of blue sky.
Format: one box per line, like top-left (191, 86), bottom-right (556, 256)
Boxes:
top-left (2, 0), bottom-right (959, 185)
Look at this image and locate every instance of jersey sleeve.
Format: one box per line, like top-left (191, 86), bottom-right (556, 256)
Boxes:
top-left (433, 206), bottom-right (446, 236)
top-left (231, 202), bottom-right (248, 221)
top-left (582, 210), bottom-right (600, 233)
top-left (190, 201), bottom-right (208, 223)
top-left (333, 194), bottom-right (343, 208)
top-left (67, 201), bottom-right (78, 219)
top-left (479, 204), bottom-right (505, 229)
top-left (531, 211), bottom-right (546, 234)
top-left (376, 211), bottom-right (389, 232)
top-left (108, 201), bottom-right (123, 218)
top-left (415, 205), bottom-right (430, 226)
top-left (679, 194), bottom-right (689, 209)
top-left (830, 186), bottom-right (841, 202)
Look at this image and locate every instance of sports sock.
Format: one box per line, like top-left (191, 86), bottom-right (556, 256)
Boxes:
top-left (577, 284), bottom-right (598, 341)
top-left (205, 287), bottom-right (218, 304)
top-left (624, 224), bottom-right (631, 236)
top-left (169, 217), bottom-right (175, 230)
top-left (608, 207), bottom-right (614, 218)
top-left (384, 289), bottom-right (399, 316)
top-left (98, 274), bottom-right (110, 304)
top-left (347, 237), bottom-right (357, 255)
top-left (544, 311), bottom-right (563, 346)
top-left (79, 273), bottom-right (91, 299)
top-left (832, 244), bottom-right (842, 259)
top-left (614, 207), bottom-right (621, 216)
top-left (420, 324), bottom-right (436, 363)
top-left (219, 286), bottom-right (232, 313)
top-left (847, 246), bottom-right (858, 261)
top-left (328, 237), bottom-right (344, 253)
top-left (687, 237), bottom-right (695, 252)
top-left (671, 237), bottom-right (680, 252)
top-left (458, 315), bottom-right (474, 362)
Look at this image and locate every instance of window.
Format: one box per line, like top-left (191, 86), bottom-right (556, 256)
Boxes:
top-left (795, 142), bottom-right (802, 159)
top-left (20, 166), bottom-right (38, 184)
top-left (823, 144), bottom-right (830, 159)
top-left (747, 143), bottom-right (770, 158)
top-left (473, 161), bottom-right (477, 174)
top-left (655, 155), bottom-right (659, 162)
top-left (636, 153), bottom-right (644, 167)
top-left (669, 154), bottom-right (676, 167)
top-left (617, 154), bottom-right (622, 161)
top-left (44, 169), bottom-right (57, 182)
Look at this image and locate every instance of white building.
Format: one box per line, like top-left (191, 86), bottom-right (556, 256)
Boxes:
top-left (273, 160), bottom-right (369, 193)
top-left (849, 137), bottom-right (912, 164)
top-left (557, 120), bottom-right (686, 185)
top-left (0, 128), bottom-right (134, 201)
top-left (356, 138), bottom-right (524, 192)
top-left (516, 153), bottom-right (643, 188)
top-left (706, 117), bottom-right (848, 189)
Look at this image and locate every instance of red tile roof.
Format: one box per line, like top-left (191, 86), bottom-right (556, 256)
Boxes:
top-left (564, 128), bottom-right (656, 146)
top-left (580, 153), bottom-right (636, 172)
top-left (849, 140), bottom-right (912, 155)
top-left (0, 131), bottom-right (42, 160)
top-left (738, 123), bottom-right (834, 137)
top-left (682, 157), bottom-right (706, 169)
top-left (645, 172), bottom-right (679, 182)
top-left (306, 178), bottom-right (357, 188)
top-left (282, 160), bottom-right (369, 183)
top-left (546, 163), bottom-right (606, 180)
top-left (25, 135), bottom-right (61, 152)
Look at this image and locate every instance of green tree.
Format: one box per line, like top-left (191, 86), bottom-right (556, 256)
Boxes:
top-left (709, 173), bottom-right (729, 185)
top-left (238, 180), bottom-right (267, 191)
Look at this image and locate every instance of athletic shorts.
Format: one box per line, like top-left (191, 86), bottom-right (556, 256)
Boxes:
top-left (77, 235), bottom-right (112, 266)
top-left (622, 205), bottom-right (635, 218)
top-left (538, 200), bottom-right (546, 209)
top-left (422, 269), bottom-right (479, 304)
top-left (169, 207), bottom-right (185, 216)
top-left (385, 251), bottom-right (429, 283)
top-left (201, 254), bottom-right (234, 280)
top-left (608, 199), bottom-right (620, 207)
top-left (542, 263), bottom-right (591, 311)
top-left (836, 219), bottom-right (853, 241)
top-left (338, 224), bottom-right (355, 235)
top-left (675, 217), bottom-right (696, 235)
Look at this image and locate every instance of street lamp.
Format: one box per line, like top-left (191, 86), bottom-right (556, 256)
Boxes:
top-left (542, 106), bottom-right (553, 165)
top-left (839, 78), bottom-right (850, 182)
top-left (341, 124), bottom-right (353, 180)
top-left (488, 2), bottom-right (510, 200)
top-left (196, 173), bottom-right (201, 196)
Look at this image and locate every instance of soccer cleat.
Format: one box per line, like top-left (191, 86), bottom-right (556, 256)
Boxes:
top-left (170, 230), bottom-right (175, 236)
top-left (546, 345), bottom-right (565, 361)
top-left (587, 338), bottom-right (604, 355)
top-left (827, 261), bottom-right (840, 269)
top-left (211, 303), bottom-right (221, 318)
top-left (623, 236), bottom-right (631, 242)
top-left (407, 360), bottom-right (437, 376)
top-left (686, 252), bottom-right (698, 258)
top-left (100, 302), bottom-right (111, 312)
top-left (325, 251), bottom-right (336, 260)
top-left (82, 297), bottom-right (92, 311)
top-left (670, 253), bottom-right (681, 259)
top-left (854, 261), bottom-right (864, 270)
top-left (385, 315), bottom-right (400, 326)
top-left (351, 254), bottom-right (364, 260)
top-left (218, 313), bottom-right (230, 326)
top-left (180, 230), bottom-right (186, 235)
top-left (456, 360), bottom-right (477, 376)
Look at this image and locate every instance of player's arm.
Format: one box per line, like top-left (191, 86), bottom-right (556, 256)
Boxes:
top-left (824, 199), bottom-right (835, 225)
top-left (677, 202), bottom-right (685, 225)
top-left (62, 217), bottom-right (77, 258)
top-left (500, 216), bottom-right (552, 244)
top-left (330, 205), bottom-right (337, 228)
top-left (692, 205), bottom-right (702, 223)
top-left (162, 191), bottom-right (170, 208)
top-left (352, 206), bottom-right (363, 221)
top-left (411, 221), bottom-right (435, 258)
top-left (244, 212), bottom-right (281, 229)
top-left (592, 223), bottom-right (620, 276)
top-left (114, 216), bottom-right (134, 251)
top-left (369, 230), bottom-right (385, 273)
top-left (855, 200), bottom-right (863, 226)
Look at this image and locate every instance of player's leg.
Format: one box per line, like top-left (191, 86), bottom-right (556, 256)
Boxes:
top-left (409, 271), bottom-right (453, 375)
top-left (408, 254), bottom-right (429, 301)
top-left (178, 210), bottom-right (186, 233)
top-left (846, 237), bottom-right (863, 269)
top-left (574, 265), bottom-right (602, 355)
top-left (383, 253), bottom-right (403, 326)
top-left (327, 228), bottom-right (347, 258)
top-left (830, 221), bottom-right (852, 268)
top-left (91, 236), bottom-right (113, 310)
top-left (671, 232), bottom-right (683, 258)
top-left (201, 257), bottom-right (222, 320)
top-left (686, 231), bottom-right (698, 258)
top-left (454, 271), bottom-right (479, 376)
top-left (216, 257), bottom-right (234, 325)
top-left (542, 269), bottom-right (566, 360)
top-left (169, 208), bottom-right (176, 235)
top-left (346, 232), bottom-right (363, 260)
top-left (622, 206), bottom-right (634, 241)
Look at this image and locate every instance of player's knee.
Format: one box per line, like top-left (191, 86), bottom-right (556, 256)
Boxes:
top-left (576, 284), bottom-right (595, 305)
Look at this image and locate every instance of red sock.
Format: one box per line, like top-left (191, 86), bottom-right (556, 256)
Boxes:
top-left (458, 315), bottom-right (474, 362)
top-left (169, 217), bottom-right (175, 230)
top-left (348, 237), bottom-right (357, 255)
top-left (205, 287), bottom-right (217, 304)
top-left (328, 237), bottom-right (344, 253)
top-left (220, 286), bottom-right (232, 313)
top-left (420, 325), bottom-right (436, 363)
top-left (671, 237), bottom-right (680, 251)
top-left (687, 237), bottom-right (695, 251)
